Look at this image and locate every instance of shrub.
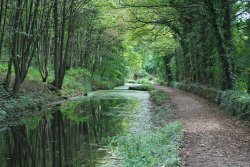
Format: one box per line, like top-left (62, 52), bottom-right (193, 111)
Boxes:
top-left (220, 91), bottom-right (250, 120)
top-left (173, 82), bottom-right (222, 103)
top-left (62, 68), bottom-right (92, 96)
top-left (128, 84), bottom-right (153, 91)
top-left (137, 78), bottom-right (151, 84)
top-left (172, 82), bottom-right (250, 121)
top-left (134, 69), bottom-right (150, 79)
top-left (91, 75), bottom-right (114, 90)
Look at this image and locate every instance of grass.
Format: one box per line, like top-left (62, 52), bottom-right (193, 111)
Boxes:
top-left (0, 62), bottom-right (123, 97)
top-left (0, 65), bottom-right (126, 127)
top-left (150, 89), bottom-right (171, 105)
top-left (108, 88), bottom-right (183, 167)
top-left (112, 122), bottom-right (183, 167)
top-left (0, 84), bottom-right (48, 127)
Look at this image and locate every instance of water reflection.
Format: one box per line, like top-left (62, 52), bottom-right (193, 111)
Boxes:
top-left (0, 98), bottom-right (135, 167)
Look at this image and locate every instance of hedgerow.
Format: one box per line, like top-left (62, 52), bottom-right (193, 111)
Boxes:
top-left (172, 82), bottom-right (250, 121)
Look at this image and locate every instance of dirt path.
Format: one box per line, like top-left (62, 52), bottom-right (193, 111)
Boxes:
top-left (154, 85), bottom-right (250, 167)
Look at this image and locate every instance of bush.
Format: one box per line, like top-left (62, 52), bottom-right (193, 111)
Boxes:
top-left (220, 91), bottom-right (250, 120)
top-left (91, 75), bottom-right (114, 90)
top-left (128, 84), bottom-right (152, 91)
top-left (137, 78), bottom-right (151, 84)
top-left (62, 68), bottom-right (92, 96)
top-left (134, 69), bottom-right (150, 79)
top-left (172, 82), bottom-right (222, 103)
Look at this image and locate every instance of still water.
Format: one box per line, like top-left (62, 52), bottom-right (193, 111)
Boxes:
top-left (0, 86), bottom-right (150, 167)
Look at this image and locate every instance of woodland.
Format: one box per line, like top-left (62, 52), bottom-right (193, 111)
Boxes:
top-left (0, 0), bottom-right (249, 94)
top-left (0, 0), bottom-right (249, 166)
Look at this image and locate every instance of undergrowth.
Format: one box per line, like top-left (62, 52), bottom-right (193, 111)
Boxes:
top-left (112, 122), bottom-right (183, 167)
top-left (220, 90), bottom-right (250, 121)
top-left (109, 88), bottom-right (183, 167)
top-left (150, 89), bottom-right (171, 105)
top-left (62, 68), bottom-right (92, 96)
top-left (128, 84), bottom-right (153, 91)
top-left (172, 82), bottom-right (250, 121)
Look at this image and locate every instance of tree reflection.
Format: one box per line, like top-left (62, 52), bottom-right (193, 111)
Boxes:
top-left (0, 98), bottom-right (131, 167)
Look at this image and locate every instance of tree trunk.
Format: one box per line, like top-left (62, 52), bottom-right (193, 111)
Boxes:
top-left (205, 0), bottom-right (234, 90)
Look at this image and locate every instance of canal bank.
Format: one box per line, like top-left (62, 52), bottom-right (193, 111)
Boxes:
top-left (0, 84), bottom-right (183, 167)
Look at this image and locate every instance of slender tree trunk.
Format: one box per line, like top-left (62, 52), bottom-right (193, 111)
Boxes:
top-left (0, 0), bottom-right (8, 58)
top-left (248, 73), bottom-right (250, 93)
top-left (4, 56), bottom-right (12, 89)
top-left (53, 0), bottom-right (60, 88)
top-left (12, 0), bottom-right (22, 94)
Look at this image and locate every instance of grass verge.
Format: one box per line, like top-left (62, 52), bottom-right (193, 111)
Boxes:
top-left (150, 89), bottom-right (171, 105)
top-left (113, 122), bottom-right (183, 167)
top-left (110, 88), bottom-right (183, 167)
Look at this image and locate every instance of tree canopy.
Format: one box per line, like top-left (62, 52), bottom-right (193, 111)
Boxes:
top-left (0, 0), bottom-right (249, 94)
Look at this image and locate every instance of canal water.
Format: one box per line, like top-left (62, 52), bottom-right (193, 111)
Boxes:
top-left (0, 84), bottom-right (151, 167)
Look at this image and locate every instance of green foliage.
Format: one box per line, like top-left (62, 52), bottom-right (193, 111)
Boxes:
top-left (62, 68), bottom-right (92, 97)
top-left (170, 57), bottom-right (177, 81)
top-left (173, 82), bottom-right (250, 121)
top-left (220, 91), bottom-right (250, 121)
top-left (0, 109), bottom-right (6, 120)
top-left (124, 48), bottom-right (143, 74)
top-left (234, 77), bottom-right (248, 92)
top-left (26, 67), bottom-right (45, 82)
top-left (62, 67), bottom-right (126, 97)
top-left (117, 0), bottom-right (249, 91)
top-left (0, 88), bottom-right (45, 114)
top-left (150, 88), bottom-right (175, 127)
top-left (0, 63), bottom-right (8, 74)
top-left (134, 69), bottom-right (150, 79)
top-left (112, 122), bottom-right (183, 167)
top-left (157, 79), bottom-right (168, 86)
top-left (128, 84), bottom-right (153, 91)
top-left (150, 89), bottom-right (171, 105)
top-left (137, 78), bottom-right (151, 84)
top-left (151, 105), bottom-right (175, 127)
top-left (173, 82), bottom-right (222, 103)
top-left (91, 75), bottom-right (115, 90)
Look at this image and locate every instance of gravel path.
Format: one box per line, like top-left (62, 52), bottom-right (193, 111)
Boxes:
top-left (154, 85), bottom-right (250, 167)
